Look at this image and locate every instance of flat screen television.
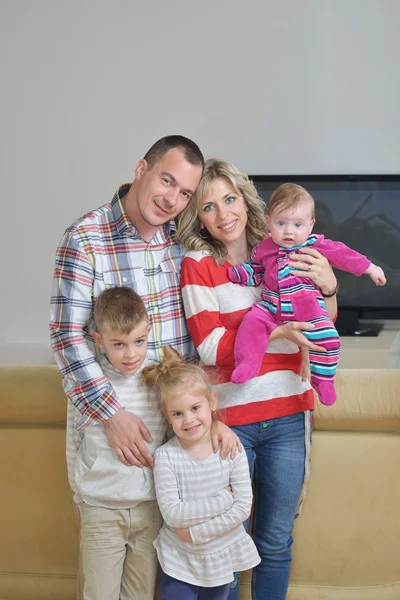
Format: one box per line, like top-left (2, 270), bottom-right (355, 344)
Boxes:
top-left (249, 175), bottom-right (400, 334)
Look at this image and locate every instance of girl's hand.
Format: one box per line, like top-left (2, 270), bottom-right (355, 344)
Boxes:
top-left (225, 485), bottom-right (234, 496)
top-left (288, 247), bottom-right (337, 296)
top-left (272, 321), bottom-right (327, 353)
top-left (211, 420), bottom-right (243, 460)
top-left (175, 528), bottom-right (193, 543)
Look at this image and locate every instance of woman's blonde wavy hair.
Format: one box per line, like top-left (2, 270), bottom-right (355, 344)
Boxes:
top-left (177, 159), bottom-right (268, 265)
top-left (142, 345), bottom-right (215, 415)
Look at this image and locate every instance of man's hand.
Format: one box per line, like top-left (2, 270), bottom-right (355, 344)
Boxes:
top-left (103, 409), bottom-right (154, 467)
top-left (211, 420), bottom-right (242, 460)
top-left (175, 527), bottom-right (193, 543)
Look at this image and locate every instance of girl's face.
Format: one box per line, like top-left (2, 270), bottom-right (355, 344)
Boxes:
top-left (266, 200), bottom-right (315, 248)
top-left (198, 177), bottom-right (248, 253)
top-left (164, 389), bottom-right (217, 449)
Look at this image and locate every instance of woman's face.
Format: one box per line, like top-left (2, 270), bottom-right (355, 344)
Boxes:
top-left (198, 177), bottom-right (248, 249)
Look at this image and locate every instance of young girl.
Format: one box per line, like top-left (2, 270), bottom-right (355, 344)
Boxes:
top-left (142, 346), bottom-right (260, 600)
top-left (228, 183), bottom-right (386, 406)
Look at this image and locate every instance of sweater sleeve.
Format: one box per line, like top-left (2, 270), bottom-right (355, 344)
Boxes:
top-left (180, 255), bottom-right (240, 369)
top-left (189, 450), bottom-right (253, 545)
top-left (153, 448), bottom-right (234, 528)
top-left (314, 236), bottom-right (371, 276)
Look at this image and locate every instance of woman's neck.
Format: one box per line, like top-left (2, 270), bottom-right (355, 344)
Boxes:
top-left (224, 239), bottom-right (250, 265)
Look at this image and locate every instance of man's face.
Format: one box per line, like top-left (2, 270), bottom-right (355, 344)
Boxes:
top-left (129, 148), bottom-right (203, 239)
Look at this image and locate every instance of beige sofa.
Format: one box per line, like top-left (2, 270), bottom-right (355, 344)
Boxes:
top-left (1, 367), bottom-right (399, 600)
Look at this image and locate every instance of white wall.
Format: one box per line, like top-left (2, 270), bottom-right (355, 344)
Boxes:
top-left (1, 0), bottom-right (400, 362)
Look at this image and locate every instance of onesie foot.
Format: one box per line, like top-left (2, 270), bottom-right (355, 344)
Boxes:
top-left (231, 364), bottom-right (254, 384)
top-left (312, 379), bottom-right (337, 406)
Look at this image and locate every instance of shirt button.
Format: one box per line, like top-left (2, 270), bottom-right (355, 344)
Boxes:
top-left (122, 277), bottom-right (127, 283)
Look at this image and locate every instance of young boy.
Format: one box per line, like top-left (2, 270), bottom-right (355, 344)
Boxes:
top-left (66, 286), bottom-right (167, 600)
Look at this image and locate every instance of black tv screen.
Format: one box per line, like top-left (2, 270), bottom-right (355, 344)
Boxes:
top-left (249, 175), bottom-right (400, 318)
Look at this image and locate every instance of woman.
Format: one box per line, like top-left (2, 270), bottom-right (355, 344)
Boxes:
top-left (177, 160), bottom-right (338, 600)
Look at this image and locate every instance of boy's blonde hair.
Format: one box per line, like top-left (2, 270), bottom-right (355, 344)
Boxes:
top-left (142, 345), bottom-right (215, 415)
top-left (94, 287), bottom-right (148, 334)
top-left (177, 159), bottom-right (268, 265)
top-left (268, 183), bottom-right (315, 219)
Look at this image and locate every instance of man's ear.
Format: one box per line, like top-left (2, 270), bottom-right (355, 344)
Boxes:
top-left (135, 158), bottom-right (149, 180)
top-left (92, 331), bottom-right (104, 349)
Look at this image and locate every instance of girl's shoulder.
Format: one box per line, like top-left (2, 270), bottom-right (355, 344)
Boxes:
top-left (154, 436), bottom-right (180, 459)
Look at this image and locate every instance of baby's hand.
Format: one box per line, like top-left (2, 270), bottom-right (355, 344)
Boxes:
top-left (366, 264), bottom-right (387, 286)
top-left (299, 347), bottom-right (310, 382)
top-left (228, 266), bottom-right (240, 283)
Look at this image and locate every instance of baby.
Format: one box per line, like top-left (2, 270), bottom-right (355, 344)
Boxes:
top-left (228, 183), bottom-right (386, 406)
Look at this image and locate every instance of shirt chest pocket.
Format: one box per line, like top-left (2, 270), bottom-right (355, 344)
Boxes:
top-left (103, 267), bottom-right (147, 297)
top-left (159, 256), bottom-right (182, 292)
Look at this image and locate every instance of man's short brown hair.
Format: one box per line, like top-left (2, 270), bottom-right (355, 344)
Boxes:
top-left (143, 135), bottom-right (204, 170)
top-left (94, 287), bottom-right (148, 334)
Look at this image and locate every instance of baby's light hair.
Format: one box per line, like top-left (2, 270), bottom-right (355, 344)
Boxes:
top-left (142, 345), bottom-right (215, 415)
top-left (94, 287), bottom-right (148, 334)
top-left (268, 183), bottom-right (315, 219)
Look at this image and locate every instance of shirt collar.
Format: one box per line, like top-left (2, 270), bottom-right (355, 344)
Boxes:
top-left (111, 183), bottom-right (177, 241)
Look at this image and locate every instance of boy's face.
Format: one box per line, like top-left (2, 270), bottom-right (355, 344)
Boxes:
top-left (93, 319), bottom-right (150, 376)
top-left (266, 200), bottom-right (315, 248)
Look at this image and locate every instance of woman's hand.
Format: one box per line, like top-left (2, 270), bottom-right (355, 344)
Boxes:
top-left (288, 247), bottom-right (337, 295)
top-left (299, 347), bottom-right (310, 381)
top-left (272, 321), bottom-right (327, 353)
top-left (211, 420), bottom-right (242, 460)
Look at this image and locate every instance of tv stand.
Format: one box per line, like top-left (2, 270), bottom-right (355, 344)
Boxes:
top-left (339, 329), bottom-right (400, 369)
top-left (339, 323), bottom-right (383, 337)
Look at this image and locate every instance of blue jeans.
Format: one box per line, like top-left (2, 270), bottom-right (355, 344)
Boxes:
top-left (229, 411), bottom-right (311, 600)
top-left (160, 569), bottom-right (231, 599)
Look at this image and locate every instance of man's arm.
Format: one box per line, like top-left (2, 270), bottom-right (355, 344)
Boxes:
top-left (50, 230), bottom-right (153, 467)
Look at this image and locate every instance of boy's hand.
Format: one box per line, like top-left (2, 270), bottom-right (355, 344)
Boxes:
top-left (211, 420), bottom-right (242, 460)
top-left (366, 264), bottom-right (386, 286)
top-left (104, 409), bottom-right (154, 468)
top-left (299, 347), bottom-right (310, 381)
top-left (174, 527), bottom-right (193, 543)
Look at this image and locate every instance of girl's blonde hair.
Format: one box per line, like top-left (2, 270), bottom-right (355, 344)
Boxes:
top-left (177, 159), bottom-right (268, 265)
top-left (142, 345), bottom-right (214, 412)
top-left (268, 183), bottom-right (315, 219)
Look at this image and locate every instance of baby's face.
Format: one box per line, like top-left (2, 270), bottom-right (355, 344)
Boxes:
top-left (266, 200), bottom-right (315, 248)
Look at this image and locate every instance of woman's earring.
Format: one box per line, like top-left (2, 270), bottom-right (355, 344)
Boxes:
top-left (199, 228), bottom-right (208, 239)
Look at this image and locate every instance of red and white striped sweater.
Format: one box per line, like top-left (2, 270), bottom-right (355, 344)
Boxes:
top-left (180, 250), bottom-right (314, 427)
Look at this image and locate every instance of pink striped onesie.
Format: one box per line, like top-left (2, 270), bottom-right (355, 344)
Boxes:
top-left (228, 234), bottom-right (371, 406)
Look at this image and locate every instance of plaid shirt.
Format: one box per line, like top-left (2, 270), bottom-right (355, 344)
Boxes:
top-left (50, 184), bottom-right (196, 429)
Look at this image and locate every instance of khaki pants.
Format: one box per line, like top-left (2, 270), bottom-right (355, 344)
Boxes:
top-left (79, 501), bottom-right (161, 600)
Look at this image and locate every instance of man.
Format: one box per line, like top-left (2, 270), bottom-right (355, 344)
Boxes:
top-left (50, 135), bottom-right (205, 467)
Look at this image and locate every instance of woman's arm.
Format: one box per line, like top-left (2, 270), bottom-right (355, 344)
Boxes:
top-left (180, 255), bottom-right (238, 369)
top-left (287, 246), bottom-right (338, 320)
